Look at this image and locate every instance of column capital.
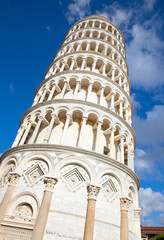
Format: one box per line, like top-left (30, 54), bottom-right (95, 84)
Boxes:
top-left (110, 91), bottom-right (115, 96)
top-left (134, 208), bottom-right (141, 220)
top-left (44, 176), bottom-right (58, 192)
top-left (110, 126), bottom-right (116, 132)
top-left (51, 113), bottom-right (57, 119)
top-left (19, 125), bottom-right (26, 132)
top-left (82, 116), bottom-right (88, 122)
top-left (97, 120), bottom-right (103, 125)
top-left (87, 184), bottom-right (101, 200)
top-left (120, 197), bottom-right (131, 211)
top-left (8, 173), bottom-right (21, 186)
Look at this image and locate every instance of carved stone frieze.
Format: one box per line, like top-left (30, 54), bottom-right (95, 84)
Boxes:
top-left (102, 178), bottom-right (119, 202)
top-left (62, 167), bottom-right (86, 191)
top-left (23, 163), bottom-right (46, 186)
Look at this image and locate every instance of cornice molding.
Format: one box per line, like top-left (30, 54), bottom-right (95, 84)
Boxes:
top-left (0, 144), bottom-right (140, 189)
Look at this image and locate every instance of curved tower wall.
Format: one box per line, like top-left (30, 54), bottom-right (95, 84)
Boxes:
top-left (0, 15), bottom-right (141, 240)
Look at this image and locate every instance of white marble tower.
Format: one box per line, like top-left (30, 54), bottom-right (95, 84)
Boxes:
top-left (0, 15), bottom-right (141, 240)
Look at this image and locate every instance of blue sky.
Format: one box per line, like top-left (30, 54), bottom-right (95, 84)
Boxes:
top-left (0, 0), bottom-right (164, 226)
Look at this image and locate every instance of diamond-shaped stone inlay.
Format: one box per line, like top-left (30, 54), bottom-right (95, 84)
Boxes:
top-left (62, 167), bottom-right (86, 191)
top-left (24, 163), bottom-right (45, 186)
top-left (102, 178), bottom-right (118, 202)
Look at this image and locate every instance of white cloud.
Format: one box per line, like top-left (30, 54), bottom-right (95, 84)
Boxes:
top-left (66, 0), bottom-right (92, 24)
top-left (143, 0), bottom-right (157, 11)
top-left (127, 24), bottom-right (164, 90)
top-left (9, 83), bottom-right (14, 92)
top-left (96, 4), bottom-right (132, 30)
top-left (142, 218), bottom-right (155, 226)
top-left (46, 26), bottom-right (51, 31)
top-left (139, 188), bottom-right (164, 218)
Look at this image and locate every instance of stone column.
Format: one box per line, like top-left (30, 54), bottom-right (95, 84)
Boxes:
top-left (32, 93), bottom-right (41, 106)
top-left (47, 84), bottom-right (56, 101)
top-left (78, 117), bottom-right (87, 147)
top-left (86, 83), bottom-right (93, 101)
top-left (39, 88), bottom-right (47, 103)
top-left (12, 125), bottom-right (25, 147)
top-left (86, 42), bottom-right (90, 51)
top-left (112, 52), bottom-right (115, 60)
top-left (60, 60), bottom-right (66, 72)
top-left (134, 208), bottom-right (141, 240)
top-left (60, 114), bottom-right (71, 144)
top-left (29, 116), bottom-right (43, 144)
top-left (92, 59), bottom-right (97, 72)
top-left (119, 75), bottom-right (122, 87)
top-left (99, 87), bottom-right (104, 105)
top-left (120, 136), bottom-right (124, 164)
top-left (43, 114), bottom-right (56, 143)
top-left (0, 173), bottom-right (20, 220)
top-left (127, 142), bottom-right (132, 168)
top-left (102, 63), bottom-right (106, 75)
top-left (119, 100), bottom-right (123, 117)
top-left (73, 81), bottom-right (80, 99)
top-left (109, 127), bottom-right (115, 158)
top-left (95, 121), bottom-right (102, 152)
top-left (81, 58), bottom-right (87, 70)
top-left (110, 92), bottom-right (115, 111)
top-left (31, 177), bottom-right (58, 240)
top-left (19, 121), bottom-right (33, 145)
top-left (125, 107), bottom-right (129, 122)
top-left (83, 185), bottom-right (100, 240)
top-left (60, 81), bottom-right (67, 99)
top-left (95, 43), bottom-right (99, 53)
top-left (120, 197), bottom-right (131, 240)
top-left (70, 58), bottom-right (76, 70)
top-left (112, 68), bottom-right (115, 81)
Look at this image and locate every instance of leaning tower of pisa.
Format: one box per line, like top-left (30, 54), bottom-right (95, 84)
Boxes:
top-left (0, 15), bottom-right (141, 240)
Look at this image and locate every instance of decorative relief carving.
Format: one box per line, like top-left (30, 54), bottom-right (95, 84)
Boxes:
top-left (0, 163), bottom-right (16, 187)
top-left (0, 225), bottom-right (32, 239)
top-left (120, 197), bottom-right (131, 211)
top-left (23, 163), bottom-right (46, 186)
top-left (8, 173), bottom-right (21, 186)
top-left (102, 178), bottom-right (119, 202)
top-left (44, 176), bottom-right (58, 192)
top-left (87, 185), bottom-right (100, 200)
top-left (100, 175), bottom-right (119, 202)
top-left (13, 204), bottom-right (33, 222)
top-left (134, 208), bottom-right (141, 220)
top-left (62, 167), bottom-right (86, 191)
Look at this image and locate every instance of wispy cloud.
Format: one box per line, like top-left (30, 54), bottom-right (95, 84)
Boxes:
top-left (96, 3), bottom-right (132, 31)
top-left (46, 26), bottom-right (51, 31)
top-left (66, 0), bottom-right (92, 24)
top-left (9, 83), bottom-right (14, 92)
top-left (143, 0), bottom-right (157, 12)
